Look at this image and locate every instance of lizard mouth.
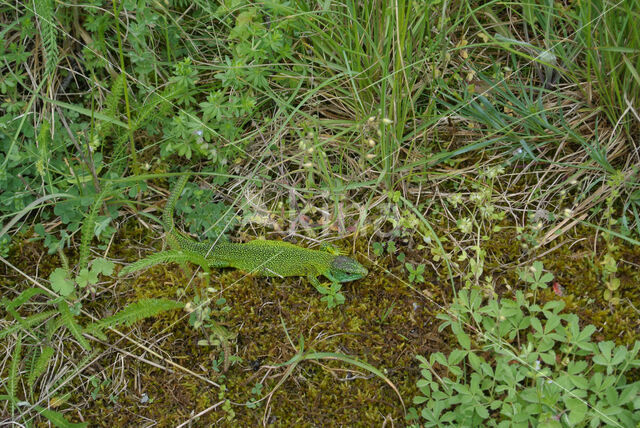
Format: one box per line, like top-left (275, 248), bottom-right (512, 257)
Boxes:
top-left (335, 272), bottom-right (366, 282)
top-left (331, 265), bottom-right (368, 283)
top-left (348, 270), bottom-right (368, 280)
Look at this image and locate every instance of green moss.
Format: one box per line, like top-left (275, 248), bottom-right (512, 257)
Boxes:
top-left (6, 216), bottom-right (640, 426)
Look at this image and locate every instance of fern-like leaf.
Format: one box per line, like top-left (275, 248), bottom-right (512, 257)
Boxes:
top-left (98, 74), bottom-right (126, 139)
top-left (57, 301), bottom-right (91, 351)
top-left (35, 0), bottom-right (59, 77)
top-left (79, 183), bottom-right (113, 270)
top-left (0, 310), bottom-right (57, 340)
top-left (84, 298), bottom-right (184, 340)
top-left (131, 88), bottom-right (175, 131)
top-left (118, 250), bottom-right (209, 276)
top-left (111, 88), bottom-right (175, 175)
top-left (6, 332), bottom-right (22, 403)
top-left (3, 287), bottom-right (49, 312)
top-left (27, 346), bottom-right (55, 390)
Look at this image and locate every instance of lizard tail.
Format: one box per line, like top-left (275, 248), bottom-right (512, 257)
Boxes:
top-left (162, 175), bottom-right (189, 234)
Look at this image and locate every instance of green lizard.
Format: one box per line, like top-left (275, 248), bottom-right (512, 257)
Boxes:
top-left (162, 176), bottom-right (368, 288)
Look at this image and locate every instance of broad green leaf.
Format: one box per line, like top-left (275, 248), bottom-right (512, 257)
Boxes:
top-left (413, 395), bottom-right (428, 404)
top-left (92, 258), bottom-right (115, 276)
top-left (448, 349), bottom-right (467, 365)
top-left (598, 341), bottom-right (615, 359)
top-left (565, 397), bottom-right (587, 424)
top-left (467, 351), bottom-right (483, 373)
top-left (530, 317), bottom-right (543, 333)
top-left (451, 323), bottom-right (471, 350)
top-left (475, 404), bottom-right (489, 419)
top-left (540, 351), bottom-right (556, 366)
top-left (76, 268), bottom-right (98, 288)
top-left (49, 268), bottom-right (75, 296)
top-left (610, 346), bottom-right (627, 366)
top-left (569, 375), bottom-right (589, 390)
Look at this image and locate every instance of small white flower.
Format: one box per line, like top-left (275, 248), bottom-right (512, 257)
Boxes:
top-left (457, 217), bottom-right (472, 234)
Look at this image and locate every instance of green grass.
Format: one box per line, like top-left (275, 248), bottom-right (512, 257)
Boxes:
top-left (1, 0), bottom-right (640, 425)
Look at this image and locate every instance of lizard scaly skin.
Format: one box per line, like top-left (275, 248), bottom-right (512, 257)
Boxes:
top-left (162, 176), bottom-right (368, 287)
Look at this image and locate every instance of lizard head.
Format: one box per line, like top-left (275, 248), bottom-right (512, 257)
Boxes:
top-left (329, 256), bottom-right (368, 283)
